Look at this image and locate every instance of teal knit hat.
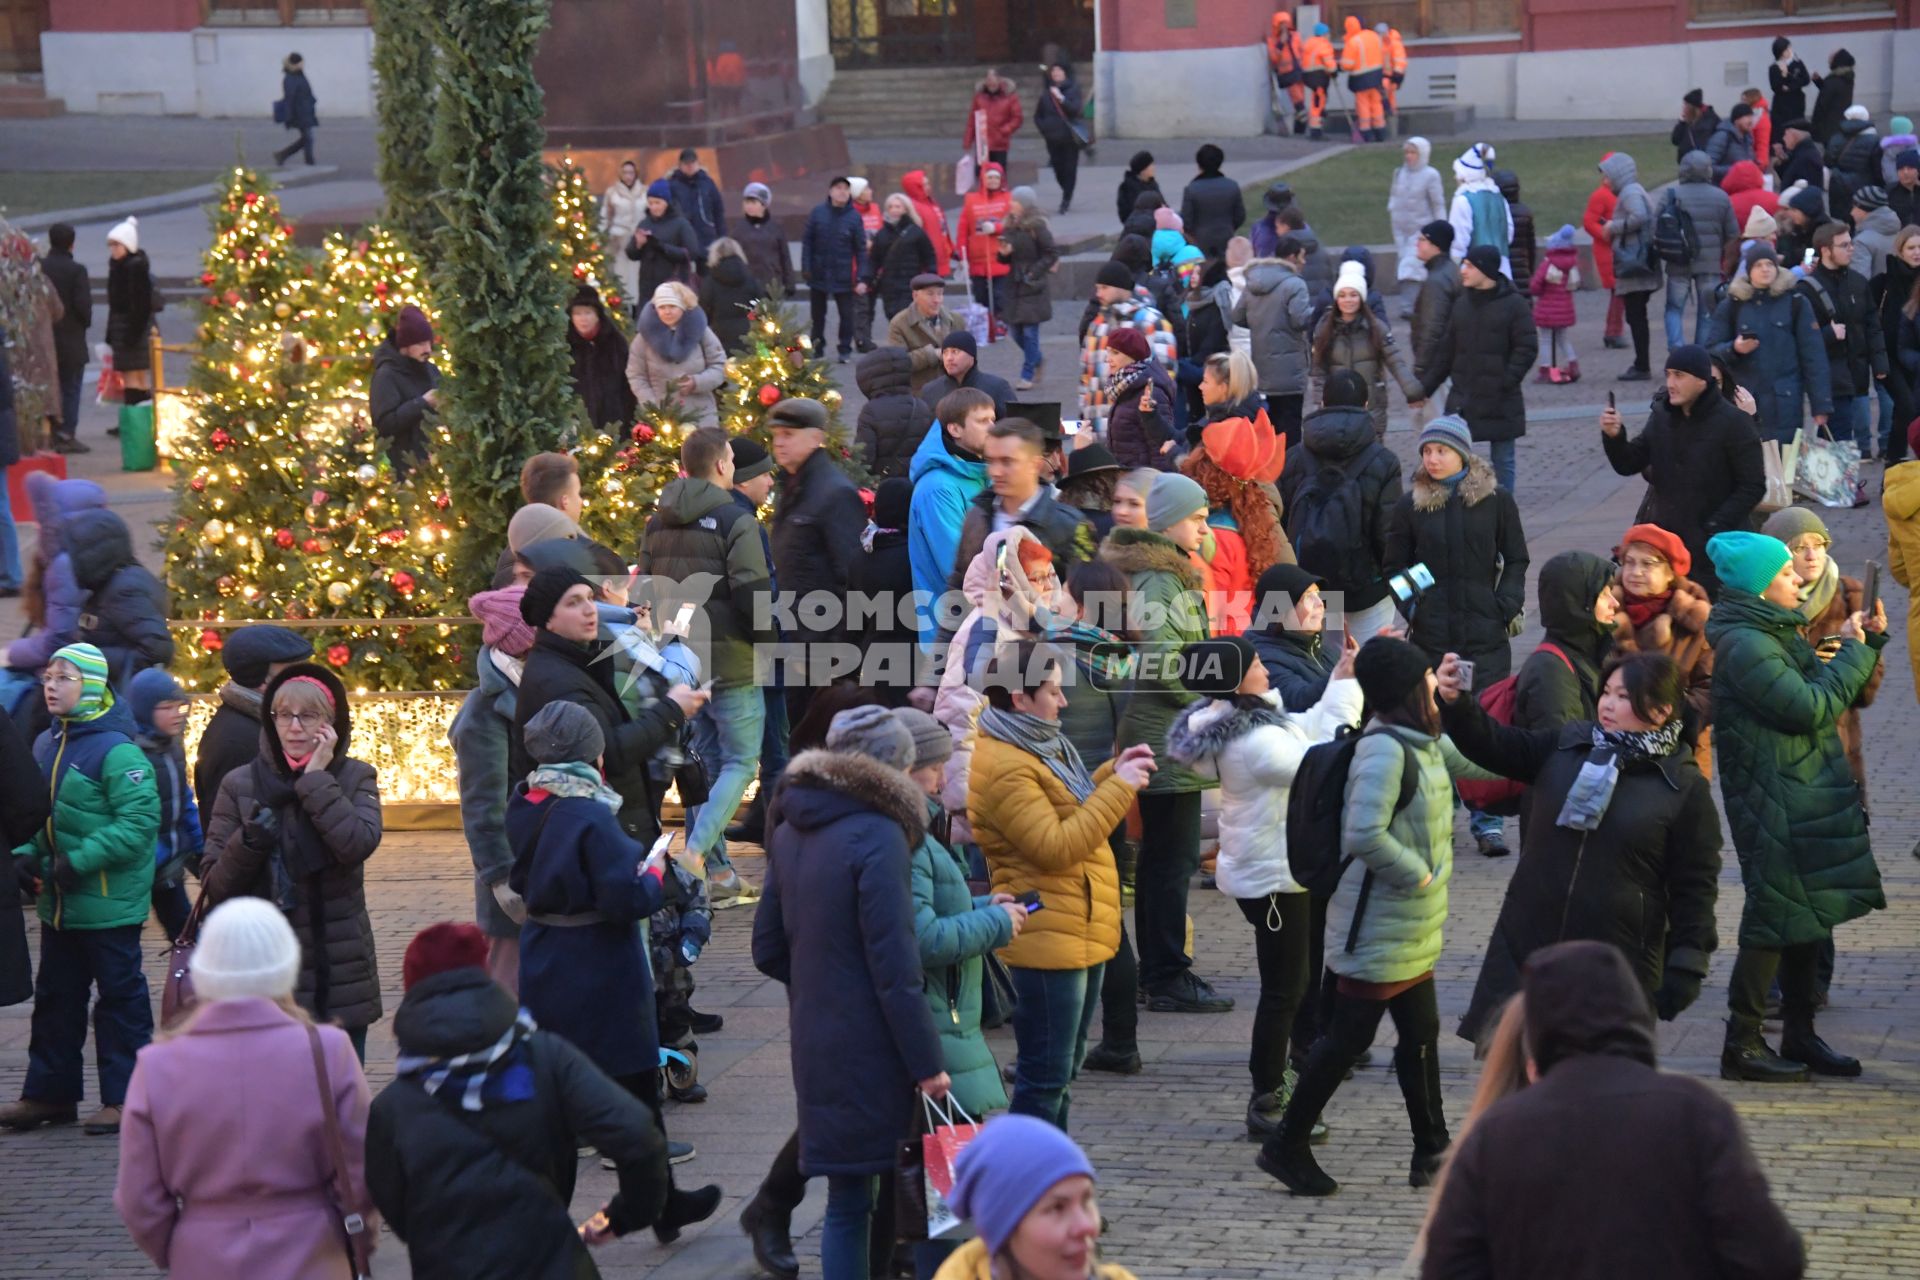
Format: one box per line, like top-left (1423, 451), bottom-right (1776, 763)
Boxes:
top-left (48, 642), bottom-right (112, 720)
top-left (1706, 531), bottom-right (1793, 597)
top-left (1146, 472), bottom-right (1208, 533)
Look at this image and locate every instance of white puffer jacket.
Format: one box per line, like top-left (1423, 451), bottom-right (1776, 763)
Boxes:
top-left (1165, 679), bottom-right (1364, 899)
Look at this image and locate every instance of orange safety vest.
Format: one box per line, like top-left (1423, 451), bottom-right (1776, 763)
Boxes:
top-left (1340, 19), bottom-right (1385, 76)
top-left (1300, 35), bottom-right (1337, 78)
top-left (1386, 29), bottom-right (1408, 75)
top-left (1268, 17), bottom-right (1303, 80)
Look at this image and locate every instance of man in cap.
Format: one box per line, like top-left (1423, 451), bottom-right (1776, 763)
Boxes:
top-left (1775, 119), bottom-right (1826, 194)
top-left (919, 331), bottom-right (1015, 419)
top-left (766, 399), bottom-right (867, 726)
top-left (886, 273), bottom-right (965, 396)
top-left (722, 435), bottom-right (789, 848)
top-left (1600, 345), bottom-right (1765, 597)
top-left (1411, 220), bottom-right (1461, 394)
top-left (1414, 243), bottom-right (1537, 495)
top-left (669, 147), bottom-right (727, 255)
top-left (1082, 259), bottom-right (1177, 434)
top-left (193, 624), bottom-right (313, 813)
top-left (1672, 88), bottom-right (1719, 163)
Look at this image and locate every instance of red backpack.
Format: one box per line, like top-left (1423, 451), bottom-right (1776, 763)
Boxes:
top-left (1454, 643), bottom-right (1571, 814)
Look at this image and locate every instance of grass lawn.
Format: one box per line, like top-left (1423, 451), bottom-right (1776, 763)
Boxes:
top-left (1, 171), bottom-right (220, 217)
top-left (1242, 133), bottom-right (1674, 247)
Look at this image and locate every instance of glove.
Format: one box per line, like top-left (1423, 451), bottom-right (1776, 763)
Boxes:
top-left (12, 857), bottom-right (41, 896)
top-left (50, 852), bottom-right (79, 891)
top-left (1506, 613), bottom-right (1526, 638)
top-left (492, 880), bottom-right (528, 925)
top-left (242, 805), bottom-right (280, 852)
top-left (1654, 967), bottom-right (1704, 1021)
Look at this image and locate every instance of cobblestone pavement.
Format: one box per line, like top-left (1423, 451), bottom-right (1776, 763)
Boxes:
top-left (6, 300), bottom-right (1920, 1278)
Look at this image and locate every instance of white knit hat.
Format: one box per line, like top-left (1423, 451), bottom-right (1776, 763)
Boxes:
top-left (1334, 260), bottom-right (1368, 298)
top-left (1844, 104), bottom-right (1870, 123)
top-left (107, 216), bottom-right (139, 254)
top-left (190, 898), bottom-right (301, 1002)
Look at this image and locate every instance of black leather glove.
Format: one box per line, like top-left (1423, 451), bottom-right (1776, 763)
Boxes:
top-left (1655, 967), bottom-right (1704, 1021)
top-left (242, 805), bottom-right (280, 852)
top-left (50, 852), bottom-right (79, 891)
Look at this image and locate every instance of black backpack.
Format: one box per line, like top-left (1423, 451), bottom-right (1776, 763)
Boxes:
top-left (1652, 188), bottom-right (1698, 267)
top-left (1286, 726), bottom-right (1420, 912)
top-left (1287, 459), bottom-right (1375, 593)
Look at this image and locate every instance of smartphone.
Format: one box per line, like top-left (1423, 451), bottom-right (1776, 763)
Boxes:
top-left (1862, 561), bottom-right (1880, 616)
top-left (1018, 890), bottom-right (1045, 913)
top-left (1455, 658), bottom-right (1476, 691)
top-left (1607, 390), bottom-right (1615, 410)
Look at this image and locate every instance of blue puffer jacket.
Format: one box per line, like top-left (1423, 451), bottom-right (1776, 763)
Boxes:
top-left (129, 681), bottom-right (201, 891)
top-left (1704, 270), bottom-right (1832, 443)
top-left (6, 477), bottom-right (108, 673)
top-left (801, 199), bottom-right (867, 292)
top-left (907, 423), bottom-right (988, 649)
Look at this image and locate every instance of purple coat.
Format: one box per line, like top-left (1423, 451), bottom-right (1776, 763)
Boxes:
top-left (115, 998), bottom-right (375, 1279)
top-left (6, 474), bottom-right (108, 672)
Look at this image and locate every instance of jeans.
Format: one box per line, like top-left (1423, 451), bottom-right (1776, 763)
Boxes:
top-left (1011, 322), bottom-right (1044, 380)
top-left (684, 682), bottom-right (765, 872)
top-left (810, 289), bottom-right (857, 356)
top-left (821, 1174), bottom-right (877, 1280)
top-left (1663, 271), bottom-right (1720, 347)
top-left (1007, 962), bottom-right (1105, 1129)
top-left (56, 366), bottom-right (84, 442)
top-left (1467, 802), bottom-right (1505, 843)
top-left (1134, 790), bottom-right (1202, 987)
top-left (23, 923), bottom-right (152, 1107)
top-left (1728, 940), bottom-right (1822, 1035)
top-left (1488, 438), bottom-right (1516, 497)
top-left (347, 1025), bottom-right (368, 1064)
top-left (0, 465), bottom-right (20, 590)
top-left (1831, 393), bottom-right (1867, 454)
top-left (274, 126), bottom-right (315, 165)
top-left (1622, 291), bottom-right (1651, 370)
top-left (1877, 379), bottom-right (1906, 461)
top-left (1236, 893), bottom-right (1312, 1096)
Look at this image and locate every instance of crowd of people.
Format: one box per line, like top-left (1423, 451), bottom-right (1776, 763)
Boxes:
top-left (2, 22), bottom-right (1917, 1280)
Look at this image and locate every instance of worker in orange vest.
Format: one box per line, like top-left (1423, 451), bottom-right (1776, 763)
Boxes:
top-left (1267, 11), bottom-right (1307, 136)
top-left (1380, 24), bottom-right (1408, 119)
top-left (1340, 16), bottom-right (1387, 142)
top-left (1300, 22), bottom-right (1337, 141)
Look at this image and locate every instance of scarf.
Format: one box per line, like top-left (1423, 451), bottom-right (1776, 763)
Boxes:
top-left (861, 518), bottom-right (902, 553)
top-left (1554, 719), bottom-right (1685, 831)
top-left (1796, 557), bottom-right (1841, 625)
top-left (1106, 358), bottom-right (1155, 401)
top-left (529, 761), bottom-right (624, 812)
top-left (1621, 589), bottom-right (1673, 631)
top-left (979, 705), bottom-right (1096, 802)
top-left (1043, 616), bottom-right (1132, 685)
top-left (395, 1009), bottom-right (539, 1112)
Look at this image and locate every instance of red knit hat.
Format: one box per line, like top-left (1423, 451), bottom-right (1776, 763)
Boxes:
top-left (1619, 523), bottom-right (1691, 577)
top-left (403, 922), bottom-right (491, 991)
top-left (1104, 327), bottom-right (1150, 362)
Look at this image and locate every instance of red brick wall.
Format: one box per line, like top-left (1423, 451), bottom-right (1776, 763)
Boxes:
top-left (50, 0), bottom-right (201, 32)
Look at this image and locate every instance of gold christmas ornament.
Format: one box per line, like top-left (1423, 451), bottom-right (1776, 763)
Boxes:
top-left (327, 581), bottom-right (353, 606)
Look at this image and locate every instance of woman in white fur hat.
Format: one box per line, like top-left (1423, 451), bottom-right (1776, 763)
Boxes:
top-left (104, 216), bottom-right (155, 404)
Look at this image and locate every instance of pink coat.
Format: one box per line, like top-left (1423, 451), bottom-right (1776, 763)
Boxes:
top-left (1528, 246), bottom-right (1582, 330)
top-left (115, 998), bottom-right (375, 1279)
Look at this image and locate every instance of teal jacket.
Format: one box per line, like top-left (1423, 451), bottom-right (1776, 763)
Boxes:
top-left (1099, 527), bottom-right (1216, 794)
top-left (908, 423), bottom-right (988, 649)
top-left (1707, 588), bottom-right (1886, 947)
top-left (18, 699), bottom-right (159, 930)
top-left (909, 799), bottom-right (1012, 1117)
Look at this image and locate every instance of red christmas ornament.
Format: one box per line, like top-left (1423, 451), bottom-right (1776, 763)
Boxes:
top-left (302, 539), bottom-right (323, 553)
top-left (373, 281), bottom-right (389, 296)
top-left (189, 475), bottom-right (207, 492)
top-left (223, 289), bottom-right (240, 305)
top-left (631, 422), bottom-right (655, 443)
top-left (391, 571), bottom-right (416, 595)
top-left (432, 491), bottom-right (451, 510)
top-left (859, 488), bottom-right (875, 510)
top-left (311, 489), bottom-right (329, 505)
top-left (199, 271), bottom-right (216, 286)
top-left (758, 383), bottom-right (782, 406)
top-left (381, 528), bottom-right (407, 546)
top-left (573, 263), bottom-right (589, 278)
top-left (199, 629), bottom-right (224, 652)
top-left (244, 192), bottom-right (259, 206)
top-left (274, 528), bottom-right (295, 549)
top-left (210, 429), bottom-right (233, 451)
top-left (326, 644), bottom-right (351, 667)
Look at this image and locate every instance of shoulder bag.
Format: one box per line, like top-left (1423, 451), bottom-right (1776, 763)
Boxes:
top-left (159, 887), bottom-right (209, 1026)
top-left (307, 1024), bottom-right (376, 1278)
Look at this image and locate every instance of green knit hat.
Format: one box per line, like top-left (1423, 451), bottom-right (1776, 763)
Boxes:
top-left (48, 642), bottom-right (112, 721)
top-left (1706, 531), bottom-right (1793, 597)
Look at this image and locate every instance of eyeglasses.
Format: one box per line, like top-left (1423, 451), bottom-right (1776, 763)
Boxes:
top-left (271, 711), bottom-right (324, 729)
top-left (39, 673), bottom-right (81, 688)
top-left (1788, 538), bottom-right (1830, 555)
top-left (1620, 556), bottom-right (1669, 572)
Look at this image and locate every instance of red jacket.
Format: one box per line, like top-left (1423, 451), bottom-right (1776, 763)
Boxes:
top-left (902, 169), bottom-right (954, 277)
top-left (959, 167), bottom-right (1012, 279)
top-left (1583, 175), bottom-right (1618, 289)
top-left (1721, 161), bottom-right (1779, 231)
top-left (964, 84), bottom-right (1024, 153)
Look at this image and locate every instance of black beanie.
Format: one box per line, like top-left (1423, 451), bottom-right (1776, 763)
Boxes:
top-left (1419, 219), bottom-right (1454, 253)
top-left (1323, 368), bottom-right (1369, 408)
top-left (1354, 636), bottom-right (1430, 713)
top-left (1178, 636), bottom-right (1258, 699)
top-left (1772, 36), bottom-right (1791, 60)
top-left (872, 476), bottom-right (912, 529)
top-left (1464, 244), bottom-right (1503, 280)
top-left (520, 565), bottom-right (593, 629)
top-left (1664, 344), bottom-right (1714, 383)
top-left (1096, 259), bottom-right (1136, 289)
top-left (1253, 563), bottom-right (1325, 632)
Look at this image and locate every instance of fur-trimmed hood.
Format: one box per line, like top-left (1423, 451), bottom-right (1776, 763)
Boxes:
top-left (1166, 693), bottom-right (1290, 767)
top-left (1727, 270), bottom-right (1797, 301)
top-left (1098, 525), bottom-right (1203, 589)
top-left (1411, 452), bottom-right (1498, 512)
top-left (636, 301), bottom-right (711, 363)
top-left (776, 748), bottom-right (928, 845)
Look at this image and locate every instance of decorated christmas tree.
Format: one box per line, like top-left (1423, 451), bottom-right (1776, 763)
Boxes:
top-left (549, 156), bottom-right (627, 327)
top-left (570, 393), bottom-right (704, 552)
top-left (720, 289), bottom-right (871, 486)
top-left (164, 168), bottom-right (464, 693)
top-left (310, 225), bottom-right (435, 382)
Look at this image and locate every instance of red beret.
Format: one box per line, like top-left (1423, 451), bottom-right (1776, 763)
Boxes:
top-left (1619, 523), bottom-right (1691, 578)
top-left (403, 922), bottom-right (491, 991)
top-left (1104, 327), bottom-right (1150, 362)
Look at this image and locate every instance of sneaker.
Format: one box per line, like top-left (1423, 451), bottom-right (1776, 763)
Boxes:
top-left (0, 1098), bottom-right (78, 1130)
top-left (1618, 366), bottom-right (1652, 382)
top-left (1015, 376), bottom-right (1035, 390)
top-left (51, 436), bottom-right (91, 454)
top-left (670, 1140), bottom-right (698, 1164)
top-left (708, 870), bottom-right (761, 909)
top-left (82, 1105), bottom-right (123, 1135)
top-left (1081, 1042), bottom-right (1143, 1074)
top-left (1144, 972), bottom-right (1234, 1013)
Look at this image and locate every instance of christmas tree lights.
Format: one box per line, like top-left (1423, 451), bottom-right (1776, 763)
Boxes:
top-left (550, 156), bottom-right (627, 328)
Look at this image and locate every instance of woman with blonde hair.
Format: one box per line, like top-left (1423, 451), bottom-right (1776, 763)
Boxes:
top-left (1195, 350), bottom-right (1268, 444)
top-left (864, 192), bottom-right (937, 323)
top-left (625, 279), bottom-right (728, 426)
top-left (116, 898), bottom-right (375, 1278)
top-left (698, 235), bottom-right (764, 355)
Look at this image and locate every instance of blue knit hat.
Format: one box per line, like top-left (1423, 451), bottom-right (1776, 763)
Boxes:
top-left (1546, 223), bottom-right (1577, 251)
top-left (1707, 531), bottom-right (1793, 597)
top-left (646, 177), bottom-right (672, 201)
top-left (128, 667), bottom-right (188, 735)
top-left (1418, 414), bottom-right (1474, 466)
top-left (948, 1115), bottom-right (1097, 1254)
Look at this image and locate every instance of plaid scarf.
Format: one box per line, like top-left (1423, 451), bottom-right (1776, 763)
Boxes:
top-left (1043, 616), bottom-right (1132, 686)
top-left (395, 1010), bottom-right (539, 1112)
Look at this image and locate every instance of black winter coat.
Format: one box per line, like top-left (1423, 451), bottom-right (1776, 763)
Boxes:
top-left (846, 529), bottom-right (916, 706)
top-left (801, 199), bottom-right (866, 292)
top-left (1243, 627), bottom-right (1335, 713)
top-left (1670, 107), bottom-right (1719, 163)
top-left (623, 209), bottom-right (700, 300)
top-left (769, 447), bottom-right (868, 643)
top-left (668, 167), bottom-right (728, 254)
top-left (697, 254), bottom-right (763, 356)
top-left (0, 705), bottom-right (49, 1006)
top-left (864, 219), bottom-right (937, 321)
top-left (1799, 262), bottom-right (1888, 399)
top-left (1824, 120), bottom-right (1880, 212)
top-left (1443, 697), bottom-right (1721, 1043)
top-left (367, 969), bottom-right (670, 1277)
top-left (1412, 254), bottom-right (1461, 381)
top-left (1179, 172), bottom-right (1247, 258)
top-left (64, 508), bottom-right (172, 690)
top-left (369, 335), bottom-right (440, 472)
top-left (104, 249), bottom-right (153, 370)
top-left (1512, 551), bottom-right (1615, 734)
top-left (513, 631), bottom-right (685, 846)
top-left (1384, 455), bottom-right (1528, 680)
top-left (1417, 277), bottom-right (1537, 443)
top-left (1034, 79), bottom-right (1085, 145)
top-left (1601, 382), bottom-right (1765, 597)
top-left (194, 682), bottom-right (265, 816)
top-left (1810, 62), bottom-right (1854, 153)
top-left (40, 249), bottom-right (91, 372)
top-left (738, 214), bottom-right (795, 295)
top-left (919, 366), bottom-right (1015, 420)
top-left (853, 348), bottom-right (931, 480)
top-left (1421, 943), bottom-right (1802, 1280)
top-left (946, 485), bottom-right (1092, 599)
top-left (1769, 57), bottom-right (1809, 128)
top-left (1116, 173), bottom-right (1162, 228)
top-left (1278, 403), bottom-right (1402, 608)
top-left (1775, 136), bottom-right (1826, 196)
top-left (567, 302), bottom-right (636, 430)
top-left (753, 750), bottom-right (945, 1176)
top-left (1105, 361), bottom-right (1177, 471)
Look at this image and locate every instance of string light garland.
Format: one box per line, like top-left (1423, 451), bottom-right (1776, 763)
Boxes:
top-left (549, 155), bottom-right (628, 330)
top-left (182, 692), bottom-right (467, 804)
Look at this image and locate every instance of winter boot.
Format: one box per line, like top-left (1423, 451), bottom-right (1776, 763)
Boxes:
top-left (655, 1182), bottom-right (723, 1244)
top-left (1394, 1042), bottom-right (1452, 1188)
top-left (1535, 365), bottom-right (1555, 383)
top-left (1564, 360), bottom-right (1581, 383)
top-left (1083, 1041), bottom-right (1143, 1074)
top-left (1721, 1021), bottom-right (1811, 1083)
top-left (740, 1191), bottom-right (801, 1280)
top-left (1255, 1126), bottom-right (1338, 1196)
top-left (1309, 126), bottom-right (1324, 141)
top-left (1780, 1016), bottom-right (1862, 1077)
top-left (725, 792), bottom-right (767, 845)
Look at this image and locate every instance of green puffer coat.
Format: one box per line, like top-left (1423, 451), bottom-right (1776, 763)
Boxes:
top-left (1706, 589), bottom-right (1886, 948)
top-left (1099, 527), bottom-right (1216, 794)
top-left (17, 701), bottom-right (159, 931)
top-left (909, 799), bottom-right (1013, 1116)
